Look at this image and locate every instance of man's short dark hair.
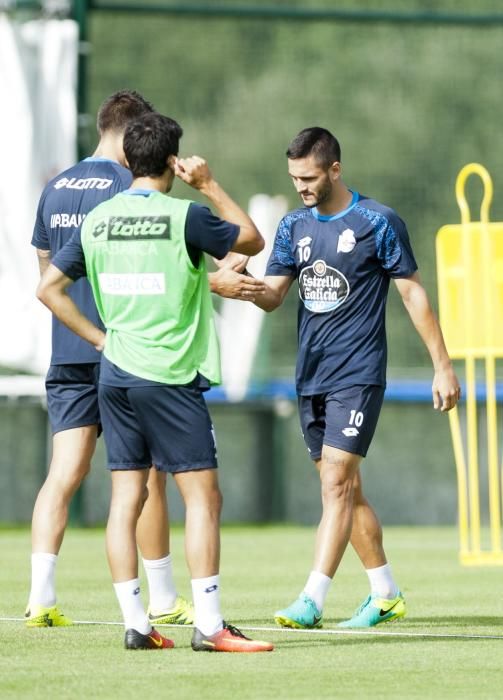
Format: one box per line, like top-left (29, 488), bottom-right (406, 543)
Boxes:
top-left (286, 127), bottom-right (341, 169)
top-left (123, 113), bottom-right (183, 178)
top-left (96, 90), bottom-right (154, 134)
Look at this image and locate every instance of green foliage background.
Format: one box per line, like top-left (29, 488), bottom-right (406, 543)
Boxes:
top-left (85, 0), bottom-right (503, 379)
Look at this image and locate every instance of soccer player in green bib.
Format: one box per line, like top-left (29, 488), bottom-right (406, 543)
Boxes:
top-left (37, 112), bottom-right (273, 652)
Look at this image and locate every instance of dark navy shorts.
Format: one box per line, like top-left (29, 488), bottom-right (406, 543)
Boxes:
top-left (98, 381), bottom-right (218, 473)
top-left (45, 363), bottom-right (100, 435)
top-left (298, 385), bottom-right (385, 459)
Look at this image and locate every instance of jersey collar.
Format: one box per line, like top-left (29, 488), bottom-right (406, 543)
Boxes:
top-left (82, 156), bottom-right (118, 164)
top-left (311, 190), bottom-right (359, 222)
top-left (121, 188), bottom-right (157, 196)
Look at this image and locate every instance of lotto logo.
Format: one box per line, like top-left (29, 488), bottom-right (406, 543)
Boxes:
top-left (91, 216), bottom-right (171, 241)
top-left (342, 427), bottom-right (359, 437)
top-left (54, 177), bottom-right (113, 190)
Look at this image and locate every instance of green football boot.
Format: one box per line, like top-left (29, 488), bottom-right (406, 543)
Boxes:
top-left (25, 604), bottom-right (73, 627)
top-left (148, 595), bottom-right (194, 626)
top-left (338, 592), bottom-right (406, 628)
top-left (274, 593), bottom-right (323, 629)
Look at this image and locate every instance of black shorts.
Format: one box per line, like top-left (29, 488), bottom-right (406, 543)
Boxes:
top-left (298, 385), bottom-right (385, 459)
top-left (45, 363), bottom-right (100, 435)
top-left (98, 381), bottom-right (218, 473)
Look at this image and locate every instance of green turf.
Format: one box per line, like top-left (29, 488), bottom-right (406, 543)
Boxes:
top-left (1, 525), bottom-right (502, 699)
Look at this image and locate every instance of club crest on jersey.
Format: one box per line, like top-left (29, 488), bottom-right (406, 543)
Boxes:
top-left (337, 228), bottom-right (356, 253)
top-left (90, 216), bottom-right (171, 241)
top-left (298, 259), bottom-right (350, 313)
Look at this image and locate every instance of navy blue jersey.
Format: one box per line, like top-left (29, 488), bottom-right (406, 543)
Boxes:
top-left (266, 192), bottom-right (418, 395)
top-left (32, 157), bottom-right (132, 364)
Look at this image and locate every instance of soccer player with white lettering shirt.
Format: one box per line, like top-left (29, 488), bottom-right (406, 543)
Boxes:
top-left (37, 112), bottom-right (273, 652)
top-left (250, 127), bottom-right (461, 629)
top-left (28, 91), bottom-right (264, 630)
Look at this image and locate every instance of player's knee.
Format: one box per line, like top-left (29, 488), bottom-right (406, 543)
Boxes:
top-left (321, 472), bottom-right (354, 503)
top-left (78, 460), bottom-right (92, 480)
top-left (111, 489), bottom-right (146, 519)
top-left (47, 459), bottom-right (90, 496)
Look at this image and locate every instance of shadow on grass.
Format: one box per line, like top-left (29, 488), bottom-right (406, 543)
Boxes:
top-left (234, 616), bottom-right (503, 643)
top-left (272, 633), bottom-right (503, 649)
top-left (243, 615), bottom-right (503, 627)
top-left (390, 616), bottom-right (503, 627)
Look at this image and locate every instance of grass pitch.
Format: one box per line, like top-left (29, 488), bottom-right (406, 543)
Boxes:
top-left (1, 525), bottom-right (502, 700)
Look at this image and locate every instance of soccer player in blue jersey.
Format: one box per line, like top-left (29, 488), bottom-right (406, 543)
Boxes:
top-left (251, 127), bottom-right (461, 629)
top-left (26, 90), bottom-right (261, 629)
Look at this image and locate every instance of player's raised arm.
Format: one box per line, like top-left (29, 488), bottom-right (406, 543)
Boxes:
top-left (175, 156), bottom-right (264, 255)
top-left (394, 272), bottom-right (461, 412)
top-left (37, 264), bottom-right (105, 351)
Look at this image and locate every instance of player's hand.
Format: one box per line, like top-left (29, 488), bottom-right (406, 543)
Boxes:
top-left (94, 331), bottom-right (106, 352)
top-left (210, 267), bottom-right (265, 301)
top-left (432, 366), bottom-right (461, 412)
top-left (175, 156), bottom-right (213, 190)
top-left (213, 252), bottom-right (249, 272)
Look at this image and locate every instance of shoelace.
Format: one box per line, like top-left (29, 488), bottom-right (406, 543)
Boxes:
top-left (224, 622), bottom-right (249, 639)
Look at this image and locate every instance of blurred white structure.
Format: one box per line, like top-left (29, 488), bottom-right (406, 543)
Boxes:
top-left (219, 193), bottom-right (288, 401)
top-left (0, 13), bottom-right (78, 373)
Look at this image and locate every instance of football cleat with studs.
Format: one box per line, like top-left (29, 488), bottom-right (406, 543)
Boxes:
top-left (148, 595), bottom-right (194, 626)
top-left (337, 592), bottom-right (406, 628)
top-left (124, 627), bottom-right (175, 650)
top-left (191, 622), bottom-right (273, 652)
top-left (25, 604), bottom-right (73, 628)
top-left (274, 593), bottom-right (323, 629)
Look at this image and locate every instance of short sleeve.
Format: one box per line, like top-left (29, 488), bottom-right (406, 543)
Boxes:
top-left (265, 216), bottom-right (297, 277)
top-left (185, 203), bottom-right (239, 260)
top-left (31, 193), bottom-right (50, 250)
top-left (376, 212), bottom-right (417, 278)
top-left (51, 228), bottom-right (87, 280)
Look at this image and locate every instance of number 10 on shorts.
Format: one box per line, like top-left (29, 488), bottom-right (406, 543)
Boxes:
top-left (349, 410), bottom-right (364, 427)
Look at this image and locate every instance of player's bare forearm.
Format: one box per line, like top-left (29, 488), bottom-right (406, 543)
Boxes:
top-left (252, 274), bottom-right (293, 312)
top-left (175, 156), bottom-right (264, 255)
top-left (213, 251), bottom-right (249, 272)
top-left (40, 290), bottom-right (105, 351)
top-left (36, 248), bottom-right (51, 277)
top-left (395, 274), bottom-right (460, 411)
top-left (37, 265), bottom-right (105, 351)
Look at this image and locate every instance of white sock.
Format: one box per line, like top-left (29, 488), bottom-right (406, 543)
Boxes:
top-left (29, 553), bottom-right (58, 608)
top-left (365, 563), bottom-right (399, 599)
top-left (303, 570), bottom-right (332, 612)
top-left (142, 554), bottom-right (177, 612)
top-left (113, 578), bottom-right (151, 634)
top-left (191, 575), bottom-right (223, 636)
